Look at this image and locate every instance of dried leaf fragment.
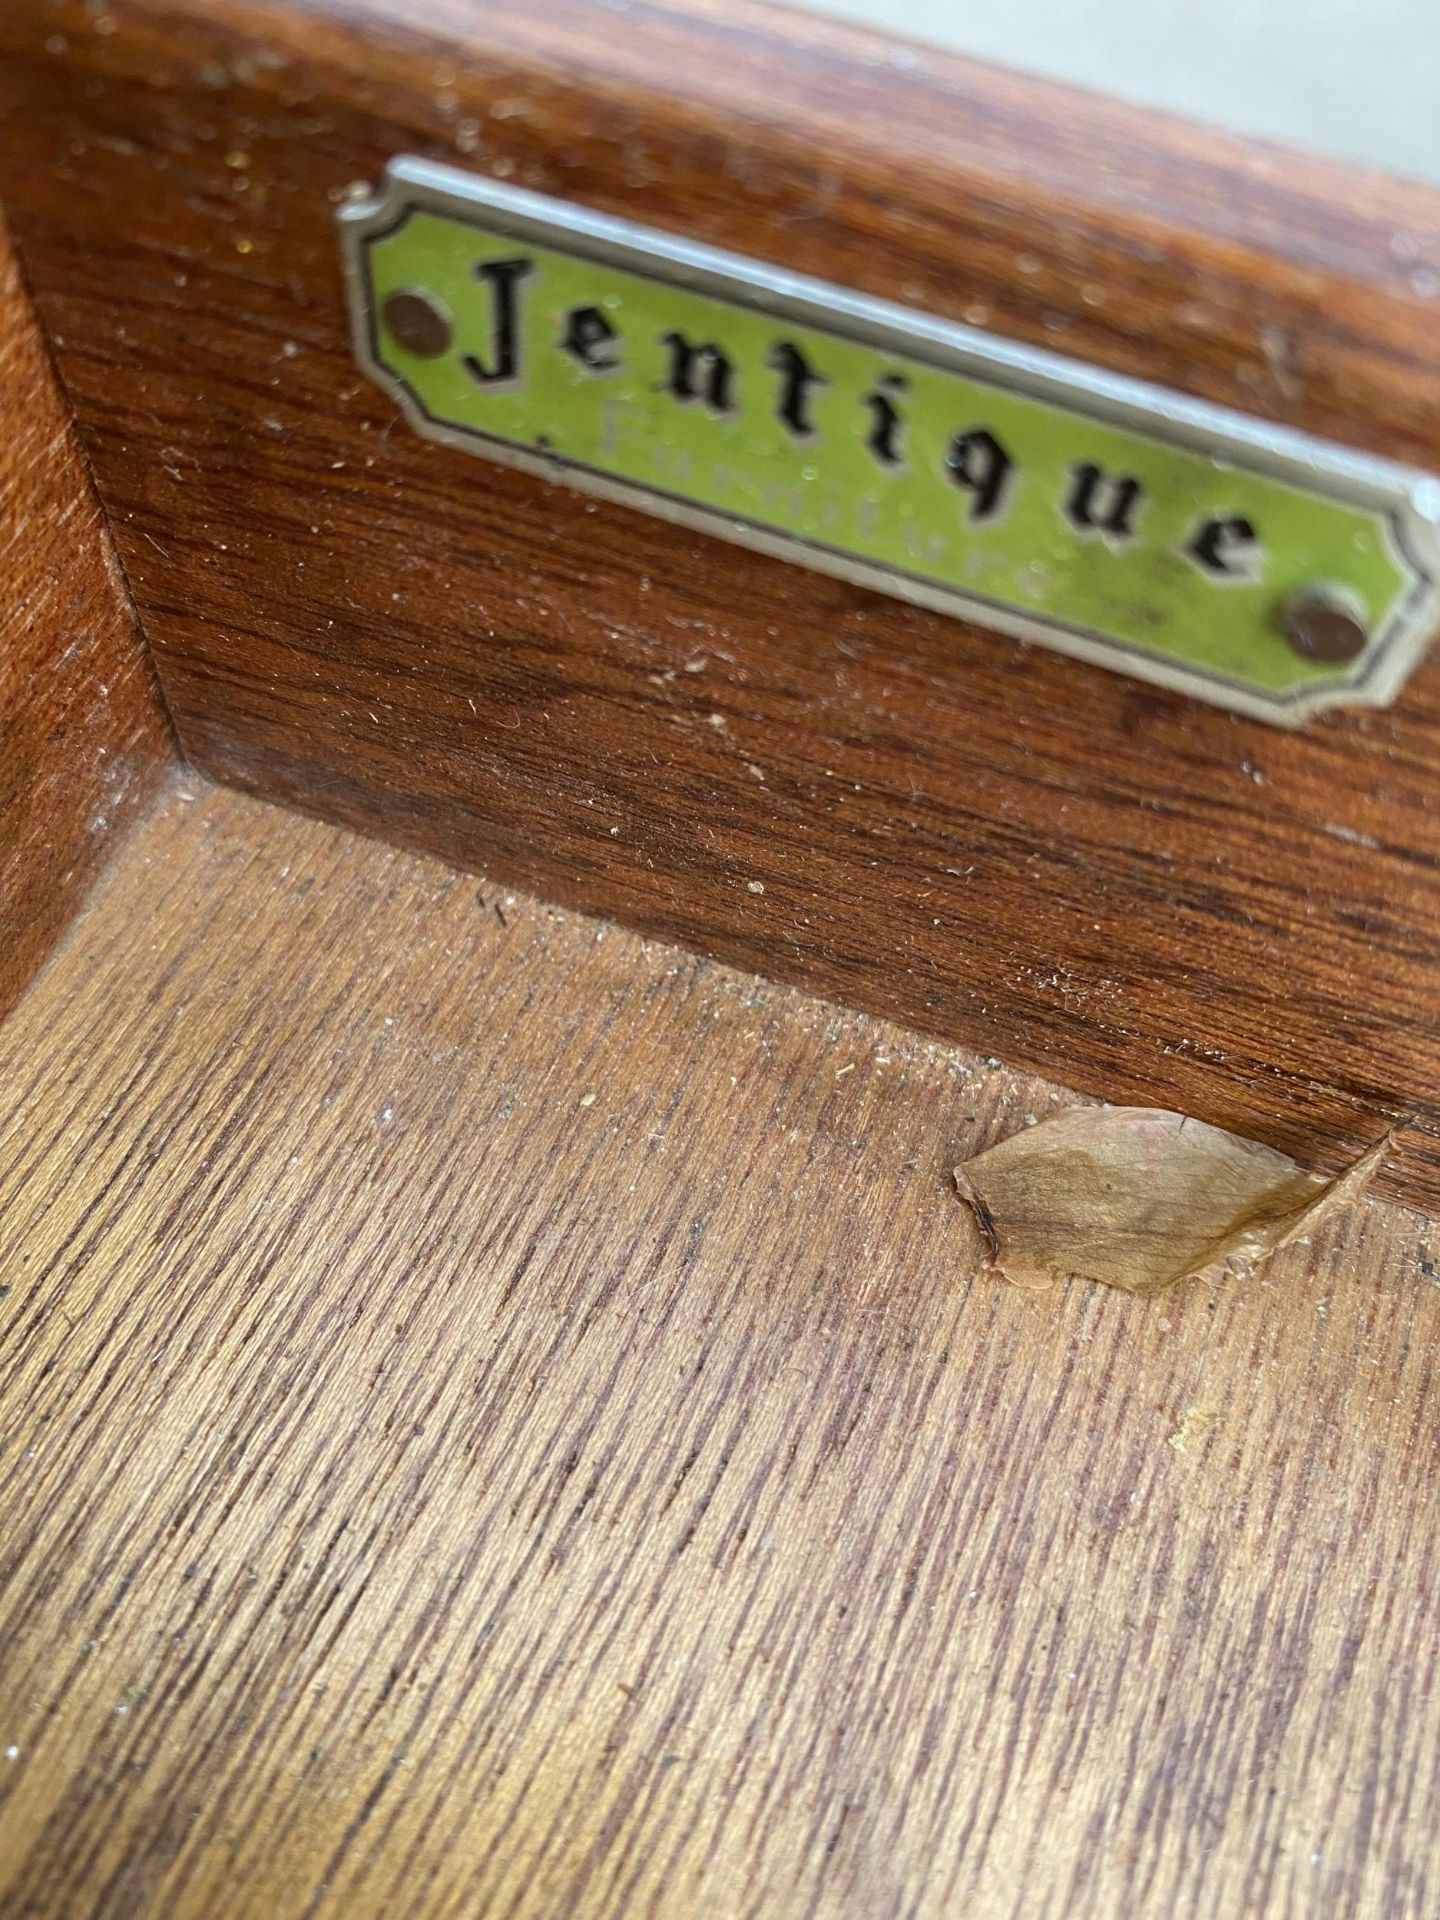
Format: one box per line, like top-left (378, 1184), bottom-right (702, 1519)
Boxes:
top-left (953, 1107), bottom-right (1386, 1295)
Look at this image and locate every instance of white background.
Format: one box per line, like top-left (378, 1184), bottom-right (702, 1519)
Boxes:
top-left (787, 0), bottom-right (1440, 184)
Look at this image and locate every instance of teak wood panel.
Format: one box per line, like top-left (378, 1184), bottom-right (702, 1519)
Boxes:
top-left (1, 0), bottom-right (1438, 1204)
top-left (0, 205), bottom-right (172, 1020)
top-left (1, 781), bottom-right (1437, 1919)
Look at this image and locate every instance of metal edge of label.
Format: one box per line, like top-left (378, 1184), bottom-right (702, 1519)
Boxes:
top-left (337, 156), bottom-right (1440, 728)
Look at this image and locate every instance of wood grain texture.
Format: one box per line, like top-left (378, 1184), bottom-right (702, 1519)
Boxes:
top-left (1, 0), bottom-right (1439, 1203)
top-left (1, 781), bottom-right (1438, 1919)
top-left (0, 204), bottom-right (172, 1021)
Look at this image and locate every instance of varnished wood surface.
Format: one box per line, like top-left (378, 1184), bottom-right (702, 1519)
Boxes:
top-left (1, 781), bottom-right (1437, 1919)
top-left (0, 206), bottom-right (172, 1021)
top-left (1, 0), bottom-right (1439, 1205)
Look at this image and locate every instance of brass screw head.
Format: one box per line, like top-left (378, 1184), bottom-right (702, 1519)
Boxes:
top-left (382, 288), bottom-right (454, 359)
top-left (1281, 586), bottom-right (1369, 664)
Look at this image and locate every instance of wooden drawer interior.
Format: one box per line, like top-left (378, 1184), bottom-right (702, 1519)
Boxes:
top-left (3, 5), bottom-right (1439, 1915)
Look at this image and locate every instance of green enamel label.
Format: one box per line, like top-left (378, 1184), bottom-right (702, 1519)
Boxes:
top-left (341, 161), bottom-right (1440, 726)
